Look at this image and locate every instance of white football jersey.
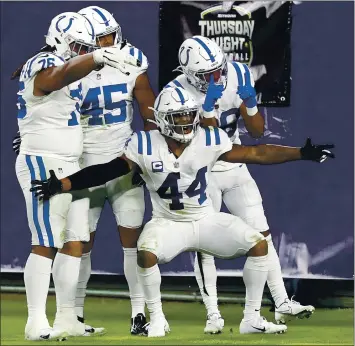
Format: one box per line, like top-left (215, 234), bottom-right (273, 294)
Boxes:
top-left (80, 44), bottom-right (149, 156)
top-left (125, 127), bottom-right (232, 221)
top-left (17, 52), bottom-right (83, 161)
top-left (165, 61), bottom-right (255, 171)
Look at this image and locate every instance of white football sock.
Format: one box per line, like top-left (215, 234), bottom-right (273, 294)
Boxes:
top-left (123, 248), bottom-right (145, 318)
top-left (137, 264), bottom-right (163, 318)
top-left (24, 253), bottom-right (52, 323)
top-left (243, 255), bottom-right (268, 322)
top-left (52, 252), bottom-right (81, 315)
top-left (265, 235), bottom-right (289, 307)
top-left (194, 253), bottom-right (219, 315)
top-left (75, 251), bottom-right (91, 319)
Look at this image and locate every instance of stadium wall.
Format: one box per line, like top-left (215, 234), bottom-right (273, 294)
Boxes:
top-left (0, 1), bottom-right (353, 288)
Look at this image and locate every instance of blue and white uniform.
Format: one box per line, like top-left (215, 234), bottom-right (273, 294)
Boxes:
top-left (15, 52), bottom-right (89, 248)
top-left (125, 127), bottom-right (264, 263)
top-left (165, 62), bottom-right (269, 232)
top-left (74, 44), bottom-right (148, 231)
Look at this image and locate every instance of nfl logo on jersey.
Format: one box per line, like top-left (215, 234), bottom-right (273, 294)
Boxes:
top-left (152, 161), bottom-right (163, 172)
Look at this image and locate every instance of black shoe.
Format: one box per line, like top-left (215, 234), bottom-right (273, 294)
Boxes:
top-left (130, 313), bottom-right (149, 336)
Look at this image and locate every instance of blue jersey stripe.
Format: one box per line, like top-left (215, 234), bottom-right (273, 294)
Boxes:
top-left (204, 128), bottom-right (211, 146)
top-left (193, 37), bottom-right (215, 62)
top-left (137, 131), bottom-right (143, 154)
top-left (213, 127), bottom-right (221, 145)
top-left (242, 64), bottom-right (251, 86)
top-left (137, 50), bottom-right (143, 64)
top-left (36, 156), bottom-right (54, 247)
top-left (232, 62), bottom-right (243, 88)
top-left (129, 47), bottom-right (135, 57)
top-left (25, 155), bottom-right (44, 246)
top-left (145, 131), bottom-right (152, 155)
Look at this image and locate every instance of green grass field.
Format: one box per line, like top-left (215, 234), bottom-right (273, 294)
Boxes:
top-left (1, 293), bottom-right (353, 345)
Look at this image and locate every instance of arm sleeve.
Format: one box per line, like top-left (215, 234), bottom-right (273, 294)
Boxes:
top-left (69, 157), bottom-right (130, 191)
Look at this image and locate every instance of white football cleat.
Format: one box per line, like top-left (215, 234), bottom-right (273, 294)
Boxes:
top-left (147, 315), bottom-right (170, 338)
top-left (240, 316), bottom-right (287, 334)
top-left (25, 324), bottom-right (68, 341)
top-left (275, 296), bottom-right (315, 324)
top-left (54, 313), bottom-right (86, 337)
top-left (83, 324), bottom-right (106, 336)
top-left (25, 317), bottom-right (68, 341)
top-left (204, 312), bottom-right (225, 334)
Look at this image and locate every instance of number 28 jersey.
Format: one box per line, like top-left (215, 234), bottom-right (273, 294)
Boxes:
top-left (125, 127), bottom-right (232, 221)
top-left (80, 44), bottom-right (148, 156)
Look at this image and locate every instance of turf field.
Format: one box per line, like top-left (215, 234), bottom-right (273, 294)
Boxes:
top-left (1, 293), bottom-right (353, 345)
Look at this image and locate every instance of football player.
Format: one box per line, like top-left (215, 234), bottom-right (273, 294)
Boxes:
top-left (72, 6), bottom-right (156, 335)
top-left (164, 36), bottom-right (316, 332)
top-left (30, 86), bottom-right (334, 337)
top-left (13, 12), bottom-right (139, 340)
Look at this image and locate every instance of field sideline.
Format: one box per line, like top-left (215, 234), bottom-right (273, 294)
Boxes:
top-left (1, 294), bottom-right (353, 345)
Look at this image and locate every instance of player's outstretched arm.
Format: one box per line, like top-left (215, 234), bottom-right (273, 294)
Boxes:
top-left (219, 138), bottom-right (335, 165)
top-left (30, 155), bottom-right (135, 200)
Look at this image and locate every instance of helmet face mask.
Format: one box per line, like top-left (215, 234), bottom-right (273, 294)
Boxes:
top-left (68, 39), bottom-right (94, 57)
top-left (95, 27), bottom-right (122, 48)
top-left (149, 88), bottom-right (200, 144)
top-left (195, 56), bottom-right (228, 92)
top-left (161, 108), bottom-right (199, 143)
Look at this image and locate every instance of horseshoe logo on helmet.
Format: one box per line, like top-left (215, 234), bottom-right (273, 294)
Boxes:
top-left (180, 46), bottom-right (192, 67)
top-left (55, 16), bottom-right (76, 33)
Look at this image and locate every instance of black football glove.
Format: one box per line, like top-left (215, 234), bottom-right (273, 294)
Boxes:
top-left (12, 131), bottom-right (21, 155)
top-left (300, 138), bottom-right (335, 163)
top-left (30, 170), bottom-right (63, 200)
top-left (132, 168), bottom-right (146, 187)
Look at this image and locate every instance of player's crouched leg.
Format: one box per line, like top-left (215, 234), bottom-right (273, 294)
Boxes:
top-left (197, 213), bottom-right (287, 335)
top-left (136, 219), bottom-right (191, 337)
